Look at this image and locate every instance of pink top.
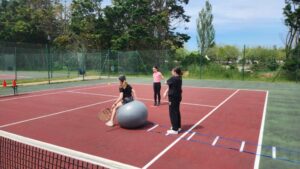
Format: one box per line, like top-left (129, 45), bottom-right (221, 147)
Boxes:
top-left (153, 72), bottom-right (163, 83)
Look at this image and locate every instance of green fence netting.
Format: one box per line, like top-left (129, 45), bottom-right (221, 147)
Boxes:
top-left (0, 42), bottom-right (176, 85)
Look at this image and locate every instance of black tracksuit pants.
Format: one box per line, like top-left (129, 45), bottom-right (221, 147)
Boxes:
top-left (169, 97), bottom-right (181, 131)
top-left (153, 82), bottom-right (161, 103)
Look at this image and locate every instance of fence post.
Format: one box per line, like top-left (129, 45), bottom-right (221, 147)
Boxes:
top-left (242, 45), bottom-right (246, 81)
top-left (296, 48), bottom-right (299, 83)
top-left (50, 48), bottom-right (53, 79)
top-left (83, 52), bottom-right (85, 81)
top-left (14, 47), bottom-right (17, 81)
top-left (199, 54), bottom-right (202, 79)
top-left (46, 44), bottom-right (51, 84)
top-left (296, 63), bottom-right (299, 83)
top-left (118, 51), bottom-right (120, 74)
top-left (99, 51), bottom-right (102, 79)
top-left (108, 50), bottom-right (110, 79)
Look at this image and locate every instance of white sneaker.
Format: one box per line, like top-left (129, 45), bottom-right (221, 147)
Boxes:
top-left (167, 130), bottom-right (178, 135)
top-left (170, 127), bottom-right (182, 132)
top-left (105, 121), bottom-right (114, 127)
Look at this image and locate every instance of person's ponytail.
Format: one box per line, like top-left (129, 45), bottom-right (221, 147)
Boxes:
top-left (173, 67), bottom-right (183, 76)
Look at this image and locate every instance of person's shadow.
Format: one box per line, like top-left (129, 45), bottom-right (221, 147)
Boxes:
top-left (181, 125), bottom-right (204, 132)
top-left (105, 121), bottom-right (156, 132)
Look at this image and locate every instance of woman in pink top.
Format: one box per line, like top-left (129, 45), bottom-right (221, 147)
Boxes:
top-left (153, 66), bottom-right (164, 106)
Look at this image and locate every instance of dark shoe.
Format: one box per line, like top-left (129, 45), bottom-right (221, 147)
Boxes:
top-left (154, 102), bottom-right (157, 106)
top-left (157, 102), bottom-right (160, 106)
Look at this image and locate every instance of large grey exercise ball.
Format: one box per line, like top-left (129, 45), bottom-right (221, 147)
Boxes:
top-left (117, 101), bottom-right (148, 129)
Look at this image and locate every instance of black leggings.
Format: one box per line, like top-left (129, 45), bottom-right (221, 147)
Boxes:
top-left (169, 97), bottom-right (181, 131)
top-left (153, 82), bottom-right (161, 103)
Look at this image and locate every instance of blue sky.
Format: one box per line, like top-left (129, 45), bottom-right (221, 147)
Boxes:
top-left (68, 0), bottom-right (287, 51)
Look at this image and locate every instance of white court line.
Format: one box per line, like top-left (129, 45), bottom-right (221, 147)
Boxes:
top-left (240, 141), bottom-right (246, 152)
top-left (147, 124), bottom-right (159, 132)
top-left (253, 91), bottom-right (269, 169)
top-left (272, 146), bottom-right (277, 159)
top-left (0, 82), bottom-right (106, 98)
top-left (0, 130), bottom-right (140, 169)
top-left (0, 84), bottom-right (117, 102)
top-left (70, 84), bottom-right (117, 92)
top-left (68, 91), bottom-right (217, 108)
top-left (142, 89), bottom-right (240, 169)
top-left (212, 136), bottom-right (220, 146)
top-left (186, 132), bottom-right (196, 141)
top-left (132, 83), bottom-right (267, 92)
top-left (0, 99), bottom-right (115, 128)
top-left (0, 91), bottom-right (69, 102)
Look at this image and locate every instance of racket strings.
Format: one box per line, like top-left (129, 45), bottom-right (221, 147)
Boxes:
top-left (98, 108), bottom-right (112, 122)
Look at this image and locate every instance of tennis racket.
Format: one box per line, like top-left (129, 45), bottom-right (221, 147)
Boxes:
top-left (98, 108), bottom-right (112, 122)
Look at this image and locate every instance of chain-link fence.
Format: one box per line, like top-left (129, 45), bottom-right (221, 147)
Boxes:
top-left (0, 42), bottom-right (176, 85)
top-left (1, 42), bottom-right (298, 86)
top-left (178, 45), bottom-right (299, 82)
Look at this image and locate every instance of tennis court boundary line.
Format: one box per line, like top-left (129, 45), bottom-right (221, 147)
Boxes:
top-left (67, 91), bottom-right (217, 108)
top-left (0, 99), bottom-right (115, 128)
top-left (141, 89), bottom-right (240, 169)
top-left (0, 130), bottom-right (140, 169)
top-left (254, 91), bottom-right (269, 169)
top-left (0, 83), bottom-right (118, 102)
top-left (132, 83), bottom-right (267, 92)
top-left (0, 81), bottom-right (118, 100)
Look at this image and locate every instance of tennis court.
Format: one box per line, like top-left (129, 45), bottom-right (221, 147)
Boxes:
top-left (0, 82), bottom-right (269, 169)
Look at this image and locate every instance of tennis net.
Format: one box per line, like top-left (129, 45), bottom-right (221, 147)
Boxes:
top-left (0, 130), bottom-right (140, 169)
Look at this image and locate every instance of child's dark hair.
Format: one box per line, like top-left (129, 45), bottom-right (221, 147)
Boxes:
top-left (173, 67), bottom-right (183, 76)
top-left (118, 75), bottom-right (126, 82)
top-left (118, 75), bottom-right (128, 88)
top-left (153, 66), bottom-right (159, 70)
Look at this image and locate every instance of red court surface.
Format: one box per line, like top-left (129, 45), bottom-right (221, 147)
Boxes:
top-left (0, 83), bottom-right (268, 169)
top-left (0, 74), bottom-right (15, 80)
top-left (0, 74), bottom-right (28, 80)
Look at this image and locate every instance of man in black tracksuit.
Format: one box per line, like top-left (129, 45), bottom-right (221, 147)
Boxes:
top-left (164, 67), bottom-right (183, 134)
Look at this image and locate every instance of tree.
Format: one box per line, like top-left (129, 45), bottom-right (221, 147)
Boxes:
top-left (68, 0), bottom-right (108, 51)
top-left (283, 0), bottom-right (300, 56)
top-left (104, 0), bottom-right (190, 50)
top-left (219, 45), bottom-right (240, 65)
top-left (0, 0), bottom-right (191, 51)
top-left (282, 0), bottom-right (300, 80)
top-left (196, 0), bottom-right (215, 57)
top-left (0, 0), bottom-right (61, 44)
top-left (104, 0), bottom-right (153, 50)
top-left (206, 46), bottom-right (218, 61)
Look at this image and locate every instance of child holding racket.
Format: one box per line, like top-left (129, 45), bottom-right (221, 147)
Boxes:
top-left (152, 66), bottom-right (164, 106)
top-left (106, 75), bottom-right (136, 127)
top-left (163, 67), bottom-right (183, 134)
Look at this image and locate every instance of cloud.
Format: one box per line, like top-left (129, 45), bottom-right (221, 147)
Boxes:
top-left (66, 0), bottom-right (287, 50)
top-left (178, 0), bottom-right (287, 50)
